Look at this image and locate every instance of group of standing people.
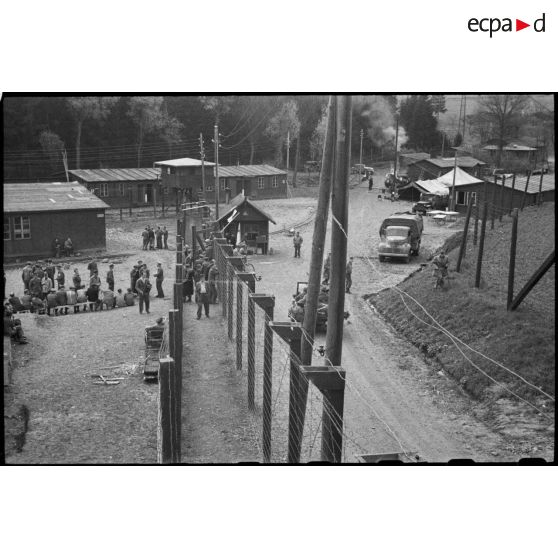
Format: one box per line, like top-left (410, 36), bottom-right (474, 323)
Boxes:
top-left (141, 225), bottom-right (169, 251)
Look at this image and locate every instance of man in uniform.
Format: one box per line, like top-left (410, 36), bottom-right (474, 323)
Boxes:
top-left (56, 265), bottom-right (65, 290)
top-left (106, 263), bottom-right (115, 292)
top-left (293, 231), bottom-right (303, 258)
top-left (162, 226), bottom-right (169, 249)
top-left (22, 262), bottom-right (34, 291)
top-left (345, 257), bottom-right (354, 294)
top-left (87, 258), bottom-right (98, 277)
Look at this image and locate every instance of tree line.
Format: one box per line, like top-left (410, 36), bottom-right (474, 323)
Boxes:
top-left (4, 95), bottom-right (551, 182)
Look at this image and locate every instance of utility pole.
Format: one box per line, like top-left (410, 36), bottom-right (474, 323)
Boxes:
top-left (301, 96), bottom-right (336, 366)
top-left (326, 94), bottom-right (352, 366)
top-left (200, 133), bottom-right (205, 200)
top-left (393, 113), bottom-right (399, 180)
top-left (214, 124), bottom-right (220, 221)
top-left (286, 130), bottom-right (290, 183)
top-left (359, 128), bottom-right (364, 182)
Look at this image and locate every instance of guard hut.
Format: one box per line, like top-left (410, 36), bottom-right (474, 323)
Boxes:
top-left (69, 168), bottom-right (160, 209)
top-left (3, 182), bottom-right (109, 260)
top-left (154, 157), bottom-right (215, 209)
top-left (217, 194), bottom-right (276, 254)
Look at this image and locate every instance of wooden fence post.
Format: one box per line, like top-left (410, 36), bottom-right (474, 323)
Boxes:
top-left (129, 187), bottom-right (133, 217)
top-left (252, 294), bottom-right (275, 463)
top-left (475, 202), bottom-right (488, 289)
top-left (456, 197), bottom-right (474, 273)
top-left (270, 322), bottom-right (306, 464)
top-left (507, 209), bottom-right (519, 310)
top-left (509, 174), bottom-right (516, 215)
top-left (300, 366), bottom-right (346, 463)
top-left (510, 251), bottom-right (555, 311)
top-left (520, 172), bottom-right (531, 211)
top-left (490, 177), bottom-right (497, 229)
top-left (157, 357), bottom-right (175, 464)
top-left (473, 205), bottom-right (479, 246)
top-left (236, 276), bottom-right (243, 370)
top-left (168, 308), bottom-right (181, 462)
top-left (537, 172), bottom-right (544, 205)
top-left (238, 272), bottom-right (257, 407)
top-left (499, 176), bottom-right (505, 222)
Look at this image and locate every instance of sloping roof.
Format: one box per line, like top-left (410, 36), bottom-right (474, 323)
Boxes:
top-left (218, 195), bottom-right (277, 225)
top-left (482, 144), bottom-right (537, 152)
top-left (218, 164), bottom-right (286, 178)
top-left (412, 179), bottom-right (450, 196)
top-left (399, 152), bottom-right (431, 163)
top-left (153, 157), bottom-right (215, 167)
top-left (438, 167), bottom-right (484, 186)
top-left (4, 182), bottom-right (110, 213)
top-left (492, 173), bottom-right (555, 194)
top-left (423, 156), bottom-right (487, 168)
top-left (69, 168), bottom-right (160, 183)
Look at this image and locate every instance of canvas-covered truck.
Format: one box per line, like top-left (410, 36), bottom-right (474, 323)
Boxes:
top-left (378, 212), bottom-right (423, 263)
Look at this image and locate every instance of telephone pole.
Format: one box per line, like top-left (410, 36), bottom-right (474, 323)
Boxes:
top-left (301, 96), bottom-right (336, 366)
top-left (200, 133), bottom-right (205, 200)
top-left (214, 124), bottom-right (220, 220)
top-left (393, 113), bottom-right (399, 180)
top-left (286, 130), bottom-right (290, 183)
top-left (359, 129), bottom-right (364, 182)
top-left (326, 94), bottom-right (352, 366)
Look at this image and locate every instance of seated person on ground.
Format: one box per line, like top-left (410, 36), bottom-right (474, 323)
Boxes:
top-left (115, 288), bottom-right (126, 308)
top-left (124, 288), bottom-right (135, 306)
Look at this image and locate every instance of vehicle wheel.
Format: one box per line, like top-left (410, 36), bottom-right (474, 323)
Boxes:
top-left (379, 255), bottom-right (385, 262)
top-left (404, 254), bottom-right (410, 264)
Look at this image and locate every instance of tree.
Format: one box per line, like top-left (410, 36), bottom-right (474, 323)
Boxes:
top-left (477, 95), bottom-right (529, 167)
top-left (66, 97), bottom-right (119, 169)
top-left (431, 95), bottom-right (447, 117)
top-left (399, 95), bottom-right (440, 151)
top-left (309, 105), bottom-right (329, 161)
top-left (199, 96), bottom-right (235, 125)
top-left (39, 130), bottom-right (64, 171)
top-left (265, 100), bottom-right (301, 168)
top-left (127, 97), bottom-right (167, 167)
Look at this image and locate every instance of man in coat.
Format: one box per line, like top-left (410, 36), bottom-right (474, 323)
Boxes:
top-left (162, 226), bottom-right (169, 249)
top-left (106, 264), bottom-right (115, 292)
top-left (154, 263), bottom-right (164, 298)
top-left (135, 270), bottom-right (151, 314)
top-left (195, 278), bottom-right (210, 319)
top-left (293, 231), bottom-right (303, 258)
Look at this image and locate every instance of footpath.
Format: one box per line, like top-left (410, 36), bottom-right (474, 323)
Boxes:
top-left (180, 300), bottom-right (261, 463)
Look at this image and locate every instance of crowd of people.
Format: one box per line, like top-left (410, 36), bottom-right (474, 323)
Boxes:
top-left (3, 256), bottom-right (167, 320)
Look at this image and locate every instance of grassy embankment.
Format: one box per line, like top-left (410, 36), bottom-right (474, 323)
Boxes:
top-left (371, 203), bottom-right (555, 411)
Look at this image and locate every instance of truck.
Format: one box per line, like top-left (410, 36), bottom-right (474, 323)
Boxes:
top-left (412, 191), bottom-right (449, 215)
top-left (378, 212), bottom-right (424, 263)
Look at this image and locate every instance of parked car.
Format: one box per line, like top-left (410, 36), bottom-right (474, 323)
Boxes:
top-left (351, 163), bottom-right (366, 175)
top-left (412, 192), bottom-right (449, 215)
top-left (304, 160), bottom-right (321, 172)
top-left (378, 212), bottom-right (424, 263)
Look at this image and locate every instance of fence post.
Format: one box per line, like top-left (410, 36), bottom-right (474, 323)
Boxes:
top-left (473, 205), bottom-right (479, 246)
top-left (157, 357), bottom-right (175, 464)
top-left (509, 174), bottom-right (516, 215)
top-left (475, 202), bottom-right (488, 289)
top-left (270, 322), bottom-right (306, 464)
top-left (252, 294), bottom-right (275, 463)
top-left (456, 197), bottom-right (474, 273)
top-left (120, 207), bottom-right (123, 221)
top-left (191, 225), bottom-right (197, 265)
top-left (537, 172), bottom-right (544, 205)
top-left (510, 251), bottom-right (555, 311)
top-left (300, 366), bottom-right (346, 463)
top-left (129, 187), bottom-right (133, 217)
top-left (499, 175), bottom-right (505, 222)
top-left (168, 308), bottom-right (181, 462)
top-left (520, 171), bottom-right (531, 211)
top-left (507, 209), bottom-right (519, 310)
top-left (227, 264), bottom-right (234, 340)
top-left (238, 272), bottom-right (257, 408)
top-left (236, 276), bottom-right (243, 370)
top-left (490, 177), bottom-right (497, 229)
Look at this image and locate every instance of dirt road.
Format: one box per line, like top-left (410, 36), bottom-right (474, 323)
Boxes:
top-left (254, 173), bottom-right (518, 461)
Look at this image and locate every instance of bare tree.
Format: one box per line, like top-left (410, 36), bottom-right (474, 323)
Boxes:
top-left (478, 95), bottom-right (529, 167)
top-left (66, 97), bottom-right (118, 169)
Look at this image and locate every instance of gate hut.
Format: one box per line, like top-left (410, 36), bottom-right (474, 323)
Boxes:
top-left (217, 194), bottom-right (276, 254)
